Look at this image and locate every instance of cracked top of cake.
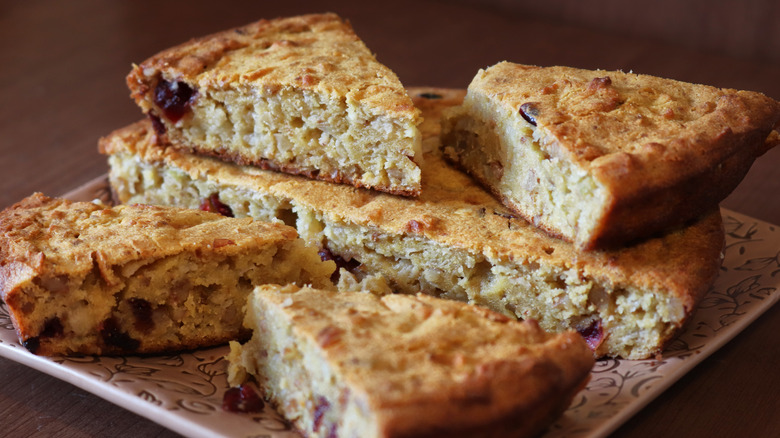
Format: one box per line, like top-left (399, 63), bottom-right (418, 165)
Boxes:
top-left (247, 284), bottom-right (594, 421)
top-left (0, 193), bottom-right (298, 293)
top-left (466, 62), bottom-right (780, 198)
top-left (127, 13), bottom-right (420, 121)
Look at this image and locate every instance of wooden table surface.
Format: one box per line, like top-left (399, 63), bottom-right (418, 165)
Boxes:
top-left (1, 1), bottom-right (778, 437)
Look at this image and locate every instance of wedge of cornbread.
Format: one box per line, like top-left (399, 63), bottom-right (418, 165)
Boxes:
top-left (126, 13), bottom-right (422, 196)
top-left (442, 62), bottom-right (780, 250)
top-left (0, 193), bottom-right (334, 356)
top-left (227, 284), bottom-right (594, 438)
top-left (99, 88), bottom-right (725, 359)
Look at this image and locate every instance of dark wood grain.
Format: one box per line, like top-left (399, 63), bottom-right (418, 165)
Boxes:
top-left (1, 1), bottom-right (778, 437)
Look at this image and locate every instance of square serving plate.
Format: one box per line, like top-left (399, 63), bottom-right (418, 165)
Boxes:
top-left (1, 175), bottom-right (778, 438)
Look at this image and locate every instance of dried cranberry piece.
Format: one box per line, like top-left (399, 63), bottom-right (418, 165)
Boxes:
top-left (519, 102), bottom-right (539, 126)
top-left (40, 317), bottom-right (64, 338)
top-left (222, 384), bottom-right (265, 413)
top-left (199, 193), bottom-right (234, 217)
top-left (22, 337), bottom-right (40, 354)
top-left (312, 396), bottom-right (330, 432)
top-left (128, 298), bottom-right (154, 333)
top-left (318, 247), bottom-right (360, 282)
top-left (149, 113), bottom-right (167, 135)
top-left (100, 317), bottom-right (140, 352)
top-left (577, 319), bottom-right (604, 351)
top-left (222, 387), bottom-right (241, 412)
top-left (153, 79), bottom-right (195, 123)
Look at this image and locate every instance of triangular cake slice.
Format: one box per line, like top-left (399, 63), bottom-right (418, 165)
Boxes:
top-left (442, 62), bottom-right (780, 249)
top-left (127, 13), bottom-right (423, 196)
top-left (0, 194), bottom-right (334, 356)
top-left (99, 88), bottom-right (726, 359)
top-left (227, 284), bottom-right (594, 438)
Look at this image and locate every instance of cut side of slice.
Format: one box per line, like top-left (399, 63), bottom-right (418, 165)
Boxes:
top-left (0, 194), bottom-right (334, 356)
top-left (99, 88), bottom-right (726, 359)
top-left (127, 13), bottom-right (422, 196)
top-left (442, 62), bottom-right (780, 249)
top-left (227, 284), bottom-right (594, 438)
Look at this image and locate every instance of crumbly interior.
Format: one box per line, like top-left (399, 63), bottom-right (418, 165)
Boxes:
top-left (14, 239), bottom-right (332, 355)
top-left (109, 153), bottom-right (683, 359)
top-left (227, 295), bottom-right (377, 438)
top-left (296, 208), bottom-right (683, 360)
top-left (107, 153), bottom-right (297, 226)
top-left (442, 94), bottom-right (610, 247)
top-left (172, 86), bottom-right (421, 194)
top-left (227, 285), bottom-right (594, 437)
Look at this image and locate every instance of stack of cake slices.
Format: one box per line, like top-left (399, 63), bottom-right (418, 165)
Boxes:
top-left (90, 11), bottom-right (780, 437)
top-left (105, 12), bottom-right (780, 360)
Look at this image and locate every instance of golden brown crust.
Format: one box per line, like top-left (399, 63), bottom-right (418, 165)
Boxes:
top-left (0, 193), bottom-right (295, 280)
top-left (99, 105), bottom-right (722, 305)
top-left (126, 13), bottom-right (422, 196)
top-left (100, 88), bottom-right (725, 359)
top-left (235, 285), bottom-right (594, 437)
top-left (127, 13), bottom-right (417, 119)
top-left (477, 63), bottom-right (779, 187)
top-left (443, 62), bottom-right (780, 249)
top-left (0, 193), bottom-right (333, 355)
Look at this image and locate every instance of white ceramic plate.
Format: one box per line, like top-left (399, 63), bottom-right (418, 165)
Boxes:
top-left (1, 176), bottom-right (778, 438)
